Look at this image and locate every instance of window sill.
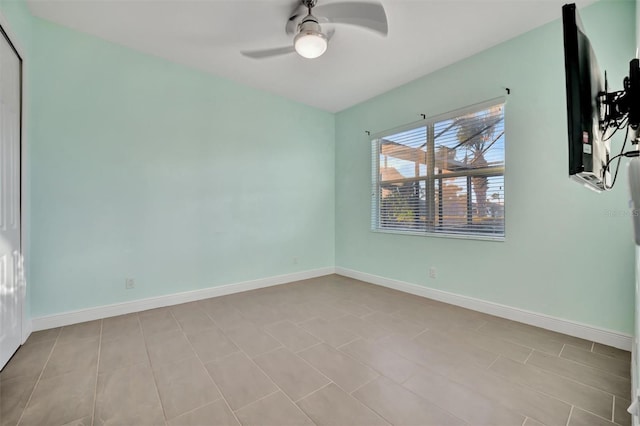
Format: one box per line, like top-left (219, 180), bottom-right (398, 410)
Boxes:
top-left (371, 228), bottom-right (505, 242)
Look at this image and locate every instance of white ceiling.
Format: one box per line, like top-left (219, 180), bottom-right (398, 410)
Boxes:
top-left (26, 0), bottom-right (593, 112)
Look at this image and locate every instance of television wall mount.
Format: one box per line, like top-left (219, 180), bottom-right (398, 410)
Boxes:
top-left (599, 58), bottom-right (640, 135)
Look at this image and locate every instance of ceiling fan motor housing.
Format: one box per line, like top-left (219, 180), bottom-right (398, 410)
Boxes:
top-left (301, 0), bottom-right (318, 9)
top-left (298, 17), bottom-right (322, 35)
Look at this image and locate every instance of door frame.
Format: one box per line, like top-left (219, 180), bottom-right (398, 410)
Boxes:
top-left (0, 9), bottom-right (29, 344)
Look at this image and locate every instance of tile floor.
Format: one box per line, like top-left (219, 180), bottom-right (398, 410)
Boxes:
top-left (0, 274), bottom-right (632, 426)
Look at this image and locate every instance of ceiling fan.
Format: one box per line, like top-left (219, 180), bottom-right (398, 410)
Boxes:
top-left (241, 0), bottom-right (388, 60)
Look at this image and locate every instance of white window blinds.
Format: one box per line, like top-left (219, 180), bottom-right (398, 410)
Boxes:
top-left (371, 100), bottom-right (505, 240)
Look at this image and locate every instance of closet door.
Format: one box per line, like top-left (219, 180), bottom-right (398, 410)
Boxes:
top-left (0, 23), bottom-right (22, 370)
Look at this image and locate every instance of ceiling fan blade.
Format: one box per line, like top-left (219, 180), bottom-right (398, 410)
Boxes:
top-left (241, 46), bottom-right (296, 59)
top-left (315, 1), bottom-right (388, 36)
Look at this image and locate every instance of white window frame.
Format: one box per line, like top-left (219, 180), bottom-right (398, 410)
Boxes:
top-left (371, 98), bottom-right (506, 241)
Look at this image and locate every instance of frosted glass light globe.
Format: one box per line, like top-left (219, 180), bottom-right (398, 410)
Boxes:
top-left (294, 20), bottom-right (328, 59)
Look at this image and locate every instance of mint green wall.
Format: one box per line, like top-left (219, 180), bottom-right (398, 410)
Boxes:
top-left (0, 0), bottom-right (30, 46)
top-left (1, 0), bottom-right (636, 334)
top-left (636, 0), bottom-right (640, 48)
top-left (335, 1), bottom-right (637, 333)
top-left (25, 17), bottom-right (335, 317)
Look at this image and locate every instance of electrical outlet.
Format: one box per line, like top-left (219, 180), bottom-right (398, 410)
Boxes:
top-left (429, 267), bottom-right (437, 279)
top-left (293, 257), bottom-right (299, 265)
top-left (125, 278), bottom-right (135, 289)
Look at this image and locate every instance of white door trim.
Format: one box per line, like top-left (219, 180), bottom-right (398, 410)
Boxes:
top-left (0, 9), bottom-right (29, 344)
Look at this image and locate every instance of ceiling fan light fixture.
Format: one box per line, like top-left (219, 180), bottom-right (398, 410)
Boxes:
top-left (294, 20), bottom-right (327, 59)
top-left (241, 0), bottom-right (388, 60)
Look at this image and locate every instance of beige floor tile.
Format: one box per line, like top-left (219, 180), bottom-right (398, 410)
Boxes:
top-left (99, 331), bottom-right (149, 373)
top-left (42, 337), bottom-right (99, 379)
top-left (202, 304), bottom-right (252, 332)
top-left (353, 376), bottom-right (467, 425)
top-left (362, 312), bottom-right (425, 338)
top-left (478, 321), bottom-right (562, 355)
top-left (138, 307), bottom-right (171, 317)
top-left (358, 292), bottom-right (405, 315)
top-left (234, 303), bottom-right (285, 325)
top-left (394, 303), bottom-right (482, 332)
top-left (296, 302), bottom-right (347, 321)
top-left (19, 370), bottom-right (95, 426)
top-left (440, 304), bottom-right (490, 326)
top-left (205, 352), bottom-right (278, 410)
top-left (447, 363), bottom-right (572, 426)
top-left (186, 327), bottom-right (239, 363)
top-left (568, 407), bottom-right (616, 426)
top-left (445, 326), bottom-right (533, 363)
top-left (235, 391), bottom-right (314, 426)
top-left (101, 314), bottom-right (141, 342)
top-left (334, 314), bottom-right (393, 341)
top-left (339, 338), bottom-right (423, 384)
top-left (0, 375), bottom-right (38, 426)
top-left (23, 328), bottom-right (60, 346)
top-left (527, 351), bottom-right (631, 399)
top-left (0, 340), bottom-right (54, 382)
top-left (299, 317), bottom-right (358, 347)
top-left (523, 417), bottom-right (546, 426)
top-left (153, 356), bottom-right (222, 420)
top-left (277, 303), bottom-right (319, 324)
top-left (614, 396), bottom-right (632, 426)
top-left (404, 369), bottom-right (525, 426)
top-left (224, 323), bottom-right (282, 357)
top-left (139, 308), bottom-right (181, 336)
top-left (297, 383), bottom-right (389, 426)
top-left (490, 356), bottom-right (613, 419)
top-left (170, 303), bottom-right (215, 333)
top-left (501, 317), bottom-right (592, 351)
top-left (167, 400), bottom-right (239, 426)
top-left (263, 321), bottom-right (320, 353)
top-left (176, 313), bottom-right (217, 334)
top-left (220, 292), bottom-right (254, 306)
top-left (298, 343), bottom-right (378, 392)
top-left (62, 416), bottom-right (92, 426)
top-left (57, 320), bottom-right (102, 345)
top-left (94, 362), bottom-right (164, 426)
top-left (593, 343), bottom-right (631, 362)
top-left (561, 345), bottom-right (630, 378)
top-left (414, 330), bottom-right (498, 369)
top-left (1, 276), bottom-right (622, 426)
top-left (377, 334), bottom-right (465, 377)
top-left (327, 298), bottom-right (374, 317)
top-left (145, 329), bottom-right (196, 367)
top-left (502, 319), bottom-right (593, 351)
top-left (170, 301), bottom-right (205, 321)
top-left (253, 347), bottom-right (330, 401)
top-left (198, 296), bottom-right (235, 313)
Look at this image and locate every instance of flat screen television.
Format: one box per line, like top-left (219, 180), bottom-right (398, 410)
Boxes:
top-left (562, 3), bottom-right (610, 191)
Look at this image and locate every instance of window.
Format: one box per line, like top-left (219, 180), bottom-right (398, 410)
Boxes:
top-left (371, 100), bottom-right (505, 240)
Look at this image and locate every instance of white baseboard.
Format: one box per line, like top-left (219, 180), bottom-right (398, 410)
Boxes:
top-left (31, 265), bottom-right (632, 351)
top-left (31, 267), bottom-right (335, 331)
top-left (21, 313), bottom-right (32, 345)
top-left (335, 267), bottom-right (633, 351)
